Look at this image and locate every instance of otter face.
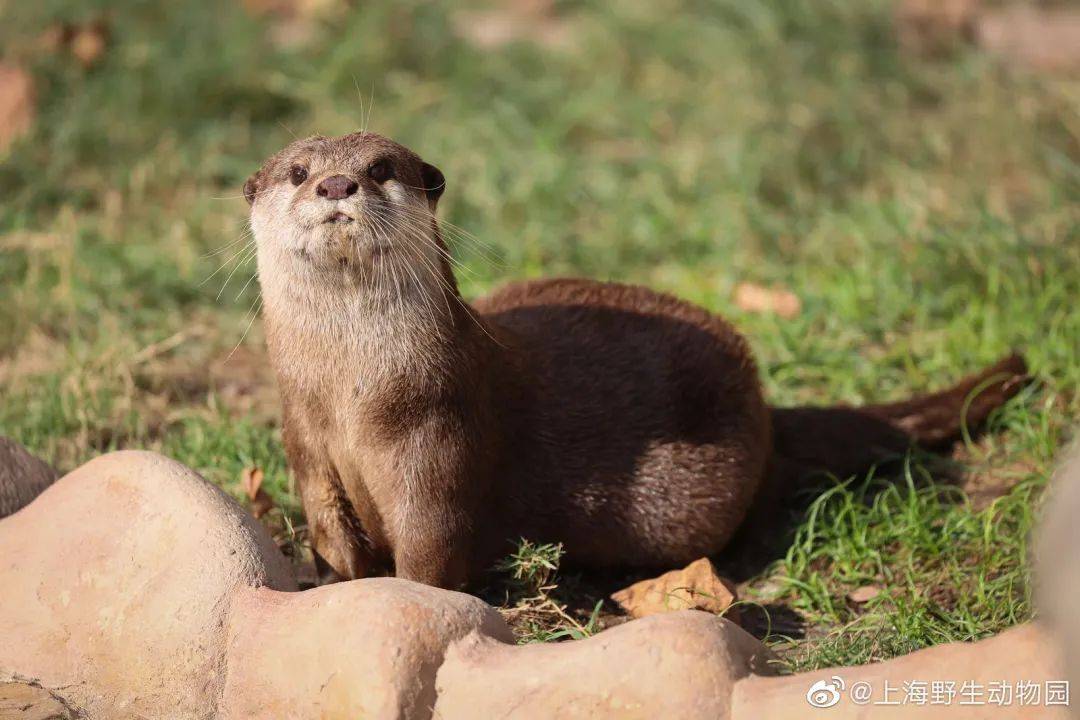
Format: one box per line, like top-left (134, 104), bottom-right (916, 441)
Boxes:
top-left (244, 132), bottom-right (445, 278)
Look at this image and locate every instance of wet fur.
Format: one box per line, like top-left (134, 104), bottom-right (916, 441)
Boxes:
top-left (246, 132), bottom-right (1028, 589)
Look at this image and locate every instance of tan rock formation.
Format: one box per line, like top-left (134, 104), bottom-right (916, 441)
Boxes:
top-left (436, 611), bottom-right (774, 719)
top-left (1038, 442), bottom-right (1080, 708)
top-left (220, 580), bottom-right (512, 719)
top-left (733, 623), bottom-right (1066, 718)
top-left (0, 681), bottom-right (76, 720)
top-left (0, 451), bottom-right (296, 718)
top-left (0, 450), bottom-right (773, 719)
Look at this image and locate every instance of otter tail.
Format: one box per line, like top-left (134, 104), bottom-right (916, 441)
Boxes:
top-left (769, 353), bottom-right (1029, 483)
top-left (722, 354), bottom-right (1028, 578)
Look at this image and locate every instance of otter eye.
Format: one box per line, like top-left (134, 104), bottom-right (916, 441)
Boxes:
top-left (289, 165), bottom-right (309, 186)
top-left (368, 159), bottom-right (394, 184)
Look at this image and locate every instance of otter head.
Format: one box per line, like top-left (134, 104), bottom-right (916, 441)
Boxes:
top-left (244, 132), bottom-right (447, 288)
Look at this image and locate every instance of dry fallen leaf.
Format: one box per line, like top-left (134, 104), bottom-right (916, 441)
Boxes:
top-left (36, 20), bottom-right (109, 68)
top-left (240, 466), bottom-right (275, 519)
top-left (70, 22), bottom-right (108, 68)
top-left (733, 282), bottom-right (802, 319)
top-left (239, 0), bottom-right (348, 48)
top-left (977, 5), bottom-right (1080, 74)
top-left (846, 585), bottom-right (883, 606)
top-left (454, 0), bottom-right (575, 50)
top-left (240, 0), bottom-right (339, 17)
top-left (895, 0), bottom-right (980, 56)
top-left (0, 64), bottom-right (36, 155)
top-left (38, 23), bottom-right (70, 55)
top-left (611, 558), bottom-right (739, 622)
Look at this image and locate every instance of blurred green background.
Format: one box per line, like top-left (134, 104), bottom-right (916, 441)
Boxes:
top-left (0, 0), bottom-right (1077, 666)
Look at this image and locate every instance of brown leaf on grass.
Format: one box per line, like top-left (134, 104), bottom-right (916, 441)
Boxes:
top-left (611, 558), bottom-right (739, 623)
top-left (239, 0), bottom-right (338, 18)
top-left (454, 0), bottom-right (576, 51)
top-left (977, 5), bottom-right (1080, 74)
top-left (70, 22), bottom-right (108, 68)
top-left (896, 0), bottom-right (1080, 74)
top-left (0, 64), bottom-right (36, 155)
top-left (895, 0), bottom-right (980, 57)
top-left (846, 585), bottom-right (883, 606)
top-left (38, 24), bottom-right (70, 54)
top-left (733, 282), bottom-right (802, 319)
top-left (239, 0), bottom-right (348, 48)
top-left (37, 20), bottom-right (109, 68)
top-left (240, 466), bottom-right (275, 519)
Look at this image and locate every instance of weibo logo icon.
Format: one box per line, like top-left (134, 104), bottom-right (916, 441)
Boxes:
top-left (805, 676), bottom-right (845, 709)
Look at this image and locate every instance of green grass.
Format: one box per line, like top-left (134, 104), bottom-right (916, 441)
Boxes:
top-left (1, 0), bottom-right (1077, 668)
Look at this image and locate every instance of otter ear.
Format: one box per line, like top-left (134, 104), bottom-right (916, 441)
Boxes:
top-left (243, 172), bottom-right (261, 206)
top-left (420, 162), bottom-right (445, 207)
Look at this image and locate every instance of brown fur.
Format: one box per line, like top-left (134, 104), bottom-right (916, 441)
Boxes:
top-left (245, 132), bottom-right (1028, 589)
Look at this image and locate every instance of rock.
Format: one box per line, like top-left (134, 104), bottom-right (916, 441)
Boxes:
top-left (612, 557), bottom-right (739, 621)
top-left (221, 580), bottom-right (512, 719)
top-left (0, 437), bottom-right (58, 518)
top-left (1037, 443), bottom-right (1080, 700)
top-left (0, 682), bottom-right (76, 720)
top-left (0, 450), bottom-right (780, 719)
top-left (733, 623), bottom-right (1066, 718)
top-left (0, 64), bottom-right (36, 155)
top-left (0, 451), bottom-right (296, 718)
top-left (436, 612), bottom-right (776, 720)
top-left (733, 282), bottom-right (801, 319)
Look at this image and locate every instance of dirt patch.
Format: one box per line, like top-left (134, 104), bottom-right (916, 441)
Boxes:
top-left (132, 340), bottom-right (280, 424)
top-left (0, 328), bottom-right (66, 386)
top-left (952, 439), bottom-right (1037, 510)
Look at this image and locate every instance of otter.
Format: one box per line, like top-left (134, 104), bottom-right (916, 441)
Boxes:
top-left (243, 132), bottom-right (1027, 589)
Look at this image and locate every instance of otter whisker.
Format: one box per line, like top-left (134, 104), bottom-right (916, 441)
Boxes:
top-left (368, 210), bottom-right (447, 330)
top-left (375, 209), bottom-right (506, 349)
top-left (384, 199), bottom-right (503, 266)
top-left (363, 81), bottom-right (376, 135)
top-left (391, 212), bottom-right (480, 278)
top-left (369, 208), bottom-right (449, 303)
top-left (277, 120), bottom-right (300, 141)
top-left (201, 228), bottom-right (254, 259)
top-left (377, 202), bottom-right (482, 280)
top-left (234, 267), bottom-right (261, 302)
top-left (395, 246), bottom-right (441, 332)
top-left (216, 244), bottom-right (259, 301)
top-left (226, 291), bottom-right (262, 362)
top-left (200, 239), bottom-right (255, 288)
top-left (388, 211), bottom-right (501, 278)
top-left (388, 207), bottom-right (498, 262)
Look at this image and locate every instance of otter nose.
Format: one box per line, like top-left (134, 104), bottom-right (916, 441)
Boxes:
top-left (316, 175), bottom-right (359, 200)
